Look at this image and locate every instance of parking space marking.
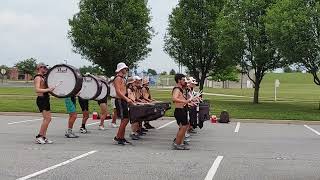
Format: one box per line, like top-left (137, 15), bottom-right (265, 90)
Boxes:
top-left (8, 117), bottom-right (56, 125)
top-left (204, 156), bottom-right (224, 180)
top-left (87, 120), bottom-right (110, 126)
top-left (156, 121), bottom-right (175, 130)
top-left (16, 150), bottom-right (97, 180)
top-left (304, 125), bottom-right (320, 136)
top-left (234, 122), bottom-right (240, 133)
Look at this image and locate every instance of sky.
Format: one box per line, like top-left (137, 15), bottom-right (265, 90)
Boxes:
top-left (0, 0), bottom-right (179, 73)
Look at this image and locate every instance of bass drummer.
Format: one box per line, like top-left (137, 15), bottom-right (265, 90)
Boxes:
top-left (34, 63), bottom-right (55, 144)
top-left (97, 76), bottom-right (112, 131)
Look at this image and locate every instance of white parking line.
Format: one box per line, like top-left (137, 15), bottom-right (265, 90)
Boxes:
top-left (86, 119), bottom-right (110, 126)
top-left (157, 121), bottom-right (175, 130)
top-left (16, 150), bottom-right (97, 180)
top-left (204, 156), bottom-right (224, 180)
top-left (304, 125), bottom-right (320, 136)
top-left (8, 117), bottom-right (56, 125)
top-left (234, 122), bottom-right (240, 133)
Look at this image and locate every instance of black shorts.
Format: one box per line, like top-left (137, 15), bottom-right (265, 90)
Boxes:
top-left (115, 98), bottom-right (129, 119)
top-left (36, 95), bottom-right (50, 112)
top-left (97, 98), bottom-right (107, 106)
top-left (78, 97), bottom-right (89, 112)
top-left (174, 108), bottom-right (189, 126)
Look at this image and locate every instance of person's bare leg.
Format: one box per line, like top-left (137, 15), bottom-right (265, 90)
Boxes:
top-left (117, 119), bottom-right (129, 139)
top-left (99, 103), bottom-right (107, 127)
top-left (68, 112), bottom-right (77, 129)
top-left (39, 111), bottom-right (52, 137)
top-left (131, 122), bottom-right (139, 133)
top-left (112, 109), bottom-right (117, 124)
top-left (175, 125), bottom-right (188, 145)
top-left (82, 111), bottom-right (89, 125)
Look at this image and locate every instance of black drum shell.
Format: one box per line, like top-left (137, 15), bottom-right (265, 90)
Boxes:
top-left (154, 102), bottom-right (171, 111)
top-left (79, 74), bottom-right (102, 100)
top-left (129, 104), bottom-right (165, 123)
top-left (45, 64), bottom-right (83, 98)
top-left (95, 80), bottom-right (110, 101)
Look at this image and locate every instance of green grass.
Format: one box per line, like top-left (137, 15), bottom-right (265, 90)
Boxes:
top-left (0, 73), bottom-right (319, 120)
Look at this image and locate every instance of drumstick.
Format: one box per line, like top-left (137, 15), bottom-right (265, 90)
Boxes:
top-left (55, 81), bottom-right (63, 88)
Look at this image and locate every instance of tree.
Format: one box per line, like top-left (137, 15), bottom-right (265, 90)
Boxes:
top-left (147, 68), bottom-right (157, 75)
top-left (217, 0), bottom-right (285, 103)
top-left (283, 66), bottom-right (293, 73)
top-left (169, 69), bottom-right (176, 75)
top-left (15, 58), bottom-right (37, 77)
top-left (164, 0), bottom-right (226, 90)
top-left (68, 0), bottom-right (153, 77)
top-left (79, 65), bottom-right (104, 75)
top-left (210, 66), bottom-right (239, 88)
top-left (266, 0), bottom-right (320, 85)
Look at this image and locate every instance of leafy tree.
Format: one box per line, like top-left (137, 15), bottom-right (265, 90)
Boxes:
top-left (217, 0), bottom-right (285, 103)
top-left (69, 0), bottom-right (153, 77)
top-left (79, 65), bottom-right (104, 75)
top-left (164, 0), bottom-right (226, 90)
top-left (147, 68), bottom-right (157, 75)
top-left (283, 66), bottom-right (293, 73)
top-left (15, 58), bottom-right (37, 77)
top-left (169, 69), bottom-right (176, 75)
top-left (266, 0), bottom-right (320, 85)
top-left (210, 66), bottom-right (239, 88)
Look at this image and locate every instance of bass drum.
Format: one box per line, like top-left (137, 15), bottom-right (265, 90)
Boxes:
top-left (45, 64), bottom-right (83, 98)
top-left (95, 80), bottom-right (110, 101)
top-left (79, 74), bottom-right (102, 100)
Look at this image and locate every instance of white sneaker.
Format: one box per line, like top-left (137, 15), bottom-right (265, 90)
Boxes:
top-left (98, 126), bottom-right (105, 130)
top-left (35, 137), bottom-right (46, 144)
top-left (43, 137), bottom-right (53, 144)
top-left (111, 123), bottom-right (119, 128)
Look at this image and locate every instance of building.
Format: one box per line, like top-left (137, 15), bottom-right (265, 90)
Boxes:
top-left (8, 67), bottom-right (32, 81)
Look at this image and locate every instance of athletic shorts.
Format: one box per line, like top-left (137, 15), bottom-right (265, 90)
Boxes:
top-left (78, 97), bottom-right (89, 112)
top-left (174, 108), bottom-right (189, 126)
top-left (36, 95), bottom-right (50, 112)
top-left (65, 97), bottom-right (76, 114)
top-left (115, 98), bottom-right (129, 119)
top-left (97, 98), bottom-right (107, 106)
top-left (111, 98), bottom-right (116, 109)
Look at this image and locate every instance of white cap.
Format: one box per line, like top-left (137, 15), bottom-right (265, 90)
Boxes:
top-left (115, 62), bottom-right (128, 73)
top-left (188, 77), bottom-right (198, 85)
top-left (133, 76), bottom-right (142, 81)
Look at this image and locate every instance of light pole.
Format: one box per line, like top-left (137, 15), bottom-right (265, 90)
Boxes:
top-left (64, 60), bottom-right (68, 64)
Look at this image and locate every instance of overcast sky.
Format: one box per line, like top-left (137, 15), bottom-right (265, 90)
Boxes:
top-left (0, 0), bottom-right (179, 73)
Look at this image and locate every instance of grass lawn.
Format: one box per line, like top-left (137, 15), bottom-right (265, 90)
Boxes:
top-left (0, 73), bottom-right (319, 120)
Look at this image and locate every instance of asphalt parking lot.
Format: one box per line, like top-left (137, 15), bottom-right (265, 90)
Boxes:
top-left (1, 115), bottom-right (320, 180)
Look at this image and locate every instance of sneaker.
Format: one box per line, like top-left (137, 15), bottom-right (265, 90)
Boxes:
top-left (185, 133), bottom-right (191, 138)
top-left (35, 136), bottom-right (46, 144)
top-left (80, 127), bottom-right (88, 134)
top-left (172, 143), bottom-right (190, 150)
top-left (65, 129), bottom-right (79, 138)
top-left (130, 134), bottom-right (140, 140)
top-left (137, 130), bottom-right (146, 136)
top-left (121, 139), bottom-right (132, 145)
top-left (111, 123), bottom-right (119, 128)
top-left (98, 125), bottom-right (105, 131)
top-left (144, 123), bottom-right (155, 129)
top-left (113, 137), bottom-right (125, 145)
top-left (43, 137), bottom-right (53, 144)
top-left (141, 128), bottom-right (148, 132)
top-left (173, 138), bottom-right (189, 146)
top-left (184, 137), bottom-right (191, 142)
top-left (189, 129), bottom-right (197, 134)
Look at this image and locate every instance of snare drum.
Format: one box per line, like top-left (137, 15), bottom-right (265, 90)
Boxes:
top-left (78, 74), bottom-right (102, 100)
top-left (45, 64), bottom-right (83, 98)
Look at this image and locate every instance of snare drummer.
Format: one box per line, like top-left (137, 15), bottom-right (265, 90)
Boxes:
top-left (172, 74), bottom-right (191, 150)
top-left (34, 63), bottom-right (54, 144)
top-left (140, 78), bottom-right (156, 130)
top-left (64, 96), bottom-right (79, 138)
top-left (186, 77), bottom-right (200, 134)
top-left (113, 63), bottom-right (133, 145)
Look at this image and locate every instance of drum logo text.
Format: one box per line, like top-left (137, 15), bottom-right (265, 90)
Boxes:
top-left (56, 67), bottom-right (68, 73)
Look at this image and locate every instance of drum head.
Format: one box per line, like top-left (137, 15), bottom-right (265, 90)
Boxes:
top-left (79, 74), bottom-right (102, 100)
top-left (95, 80), bottom-right (109, 101)
top-left (45, 64), bottom-right (83, 98)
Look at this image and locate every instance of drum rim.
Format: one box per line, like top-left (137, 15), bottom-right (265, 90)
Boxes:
top-left (45, 64), bottom-right (83, 98)
top-left (95, 80), bottom-right (110, 101)
top-left (79, 74), bottom-right (102, 100)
